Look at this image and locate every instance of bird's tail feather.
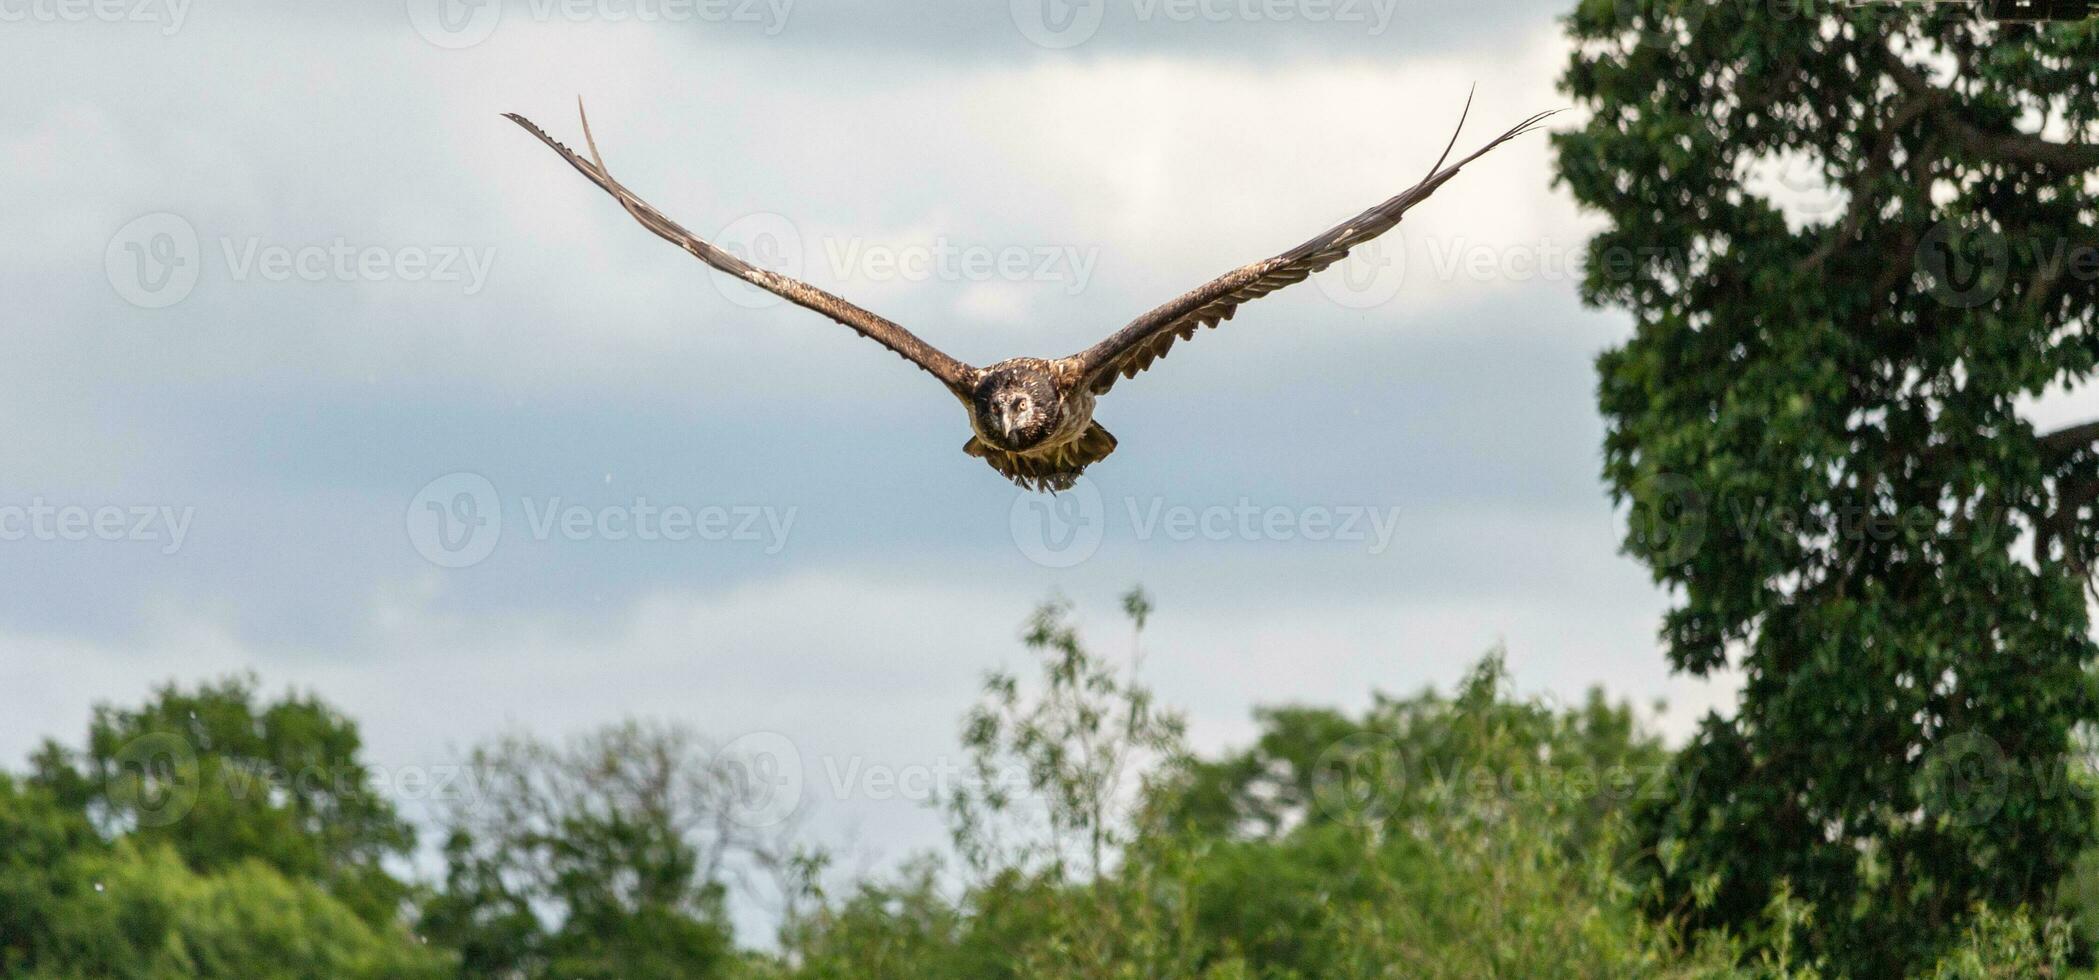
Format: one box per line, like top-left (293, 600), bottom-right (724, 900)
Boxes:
top-left (965, 424), bottom-right (1118, 493)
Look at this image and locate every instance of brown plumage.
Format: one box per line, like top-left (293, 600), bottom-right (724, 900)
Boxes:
top-left (505, 94), bottom-right (1555, 492)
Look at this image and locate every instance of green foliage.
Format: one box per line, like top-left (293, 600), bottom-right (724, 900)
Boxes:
top-left (22, 843), bottom-right (448, 980)
top-left (418, 720), bottom-right (754, 979)
top-left (4, 598), bottom-right (2084, 977)
top-left (1559, 0), bottom-right (2099, 972)
top-left (1926, 905), bottom-right (2071, 978)
top-left (778, 598), bottom-right (1717, 978)
top-left (28, 674), bottom-right (417, 926)
top-left (0, 757), bottom-right (443, 979)
top-left (944, 588), bottom-right (1188, 885)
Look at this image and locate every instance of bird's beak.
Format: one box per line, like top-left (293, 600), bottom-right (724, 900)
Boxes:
top-left (998, 407), bottom-right (1016, 437)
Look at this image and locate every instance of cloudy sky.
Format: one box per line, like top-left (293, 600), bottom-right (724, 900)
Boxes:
top-left (0, 0), bottom-right (1841, 935)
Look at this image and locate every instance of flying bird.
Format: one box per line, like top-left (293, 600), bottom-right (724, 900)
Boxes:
top-left (505, 96), bottom-right (1554, 492)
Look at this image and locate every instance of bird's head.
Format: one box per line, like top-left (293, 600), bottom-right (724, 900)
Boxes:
top-left (974, 370), bottom-right (1059, 449)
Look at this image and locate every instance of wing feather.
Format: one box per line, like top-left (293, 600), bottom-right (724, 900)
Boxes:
top-left (1063, 94), bottom-right (1559, 395)
top-left (505, 104), bottom-right (979, 395)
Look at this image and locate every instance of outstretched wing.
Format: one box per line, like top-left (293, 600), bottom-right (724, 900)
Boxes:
top-left (1061, 95), bottom-right (1558, 395)
top-left (505, 103), bottom-right (979, 396)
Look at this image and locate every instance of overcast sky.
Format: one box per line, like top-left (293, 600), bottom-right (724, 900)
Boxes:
top-left (0, 0), bottom-right (1903, 937)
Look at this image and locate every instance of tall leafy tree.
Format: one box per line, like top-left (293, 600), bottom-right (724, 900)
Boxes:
top-left (421, 720), bottom-right (779, 979)
top-left (1559, 2), bottom-right (2099, 971)
top-left (29, 675), bottom-right (417, 926)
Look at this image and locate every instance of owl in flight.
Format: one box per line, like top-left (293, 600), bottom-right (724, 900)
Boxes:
top-left (506, 97), bottom-right (1554, 492)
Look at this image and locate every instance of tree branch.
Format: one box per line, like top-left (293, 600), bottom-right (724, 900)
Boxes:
top-left (2035, 418), bottom-right (2099, 571)
top-left (1801, 92), bottom-right (1936, 272)
top-left (1880, 52), bottom-right (2099, 173)
top-left (2040, 419), bottom-right (2099, 461)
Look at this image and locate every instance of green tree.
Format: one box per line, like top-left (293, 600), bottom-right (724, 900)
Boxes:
top-left (28, 675), bottom-right (417, 927)
top-left (945, 588), bottom-right (1188, 886)
top-left (1559, 2), bottom-right (2099, 972)
top-left (421, 720), bottom-right (784, 979)
top-left (0, 774), bottom-right (446, 980)
top-left (779, 597), bottom-right (1711, 979)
